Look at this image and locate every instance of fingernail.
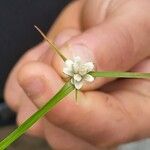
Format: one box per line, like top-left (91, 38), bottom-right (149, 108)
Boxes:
top-left (62, 44), bottom-right (95, 63)
top-left (54, 29), bottom-right (80, 47)
top-left (21, 77), bottom-right (46, 100)
top-left (55, 33), bottom-right (70, 47)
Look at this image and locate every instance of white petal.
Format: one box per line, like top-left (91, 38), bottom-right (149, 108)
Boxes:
top-left (65, 59), bottom-right (73, 69)
top-left (84, 62), bottom-right (94, 72)
top-left (73, 56), bottom-right (83, 73)
top-left (74, 74), bottom-right (82, 82)
top-left (78, 65), bottom-right (88, 76)
top-left (73, 62), bottom-right (80, 73)
top-left (74, 81), bottom-right (83, 90)
top-left (71, 78), bottom-right (74, 84)
top-left (63, 68), bottom-right (73, 76)
top-left (84, 74), bottom-right (94, 82)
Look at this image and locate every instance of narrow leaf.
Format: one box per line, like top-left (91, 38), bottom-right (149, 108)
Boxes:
top-left (89, 71), bottom-right (150, 78)
top-left (0, 82), bottom-right (74, 150)
top-left (34, 25), bottom-right (67, 61)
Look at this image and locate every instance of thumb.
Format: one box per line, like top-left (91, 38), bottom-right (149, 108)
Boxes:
top-left (52, 16), bottom-right (150, 90)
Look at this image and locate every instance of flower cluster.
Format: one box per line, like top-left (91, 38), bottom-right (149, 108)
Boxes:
top-left (63, 56), bottom-right (95, 89)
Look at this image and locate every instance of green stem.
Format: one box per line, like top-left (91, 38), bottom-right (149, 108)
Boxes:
top-left (0, 82), bottom-right (74, 150)
top-left (89, 71), bottom-right (150, 78)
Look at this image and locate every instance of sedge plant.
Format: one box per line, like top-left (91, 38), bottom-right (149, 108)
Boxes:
top-left (0, 26), bottom-right (149, 150)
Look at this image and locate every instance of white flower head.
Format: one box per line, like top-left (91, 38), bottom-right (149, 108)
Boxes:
top-left (63, 56), bottom-right (95, 89)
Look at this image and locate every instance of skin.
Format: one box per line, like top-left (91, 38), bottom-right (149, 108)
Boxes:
top-left (4, 0), bottom-right (150, 149)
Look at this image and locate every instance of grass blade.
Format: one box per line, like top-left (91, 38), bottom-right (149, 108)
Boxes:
top-left (34, 25), bottom-right (67, 61)
top-left (89, 71), bottom-right (150, 78)
top-left (0, 82), bottom-right (74, 150)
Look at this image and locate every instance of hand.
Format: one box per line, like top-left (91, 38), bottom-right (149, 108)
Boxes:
top-left (4, 0), bottom-right (150, 149)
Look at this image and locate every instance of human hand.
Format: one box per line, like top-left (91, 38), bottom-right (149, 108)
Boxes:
top-left (4, 0), bottom-right (150, 149)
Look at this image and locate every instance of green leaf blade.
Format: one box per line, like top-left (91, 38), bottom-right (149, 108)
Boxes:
top-left (0, 82), bottom-right (74, 150)
top-left (89, 71), bottom-right (150, 79)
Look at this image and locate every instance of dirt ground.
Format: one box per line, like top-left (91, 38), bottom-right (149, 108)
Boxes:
top-left (0, 125), bottom-right (50, 150)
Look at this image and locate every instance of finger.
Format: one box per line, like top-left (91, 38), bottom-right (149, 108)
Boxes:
top-left (54, 28), bottom-right (81, 47)
top-left (18, 59), bottom-right (150, 148)
top-left (48, 0), bottom-right (84, 39)
top-left (16, 61), bottom-right (97, 149)
top-left (16, 82), bottom-right (95, 149)
top-left (52, 1), bottom-right (150, 90)
top-left (101, 57), bottom-right (150, 93)
top-left (4, 42), bottom-right (50, 111)
top-left (17, 98), bottom-right (44, 137)
top-left (44, 121), bottom-right (98, 150)
top-left (131, 57), bottom-right (150, 73)
top-left (17, 61), bottom-right (101, 148)
top-left (16, 61), bottom-right (117, 148)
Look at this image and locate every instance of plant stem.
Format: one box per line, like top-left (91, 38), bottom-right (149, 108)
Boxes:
top-left (89, 71), bottom-right (150, 78)
top-left (34, 25), bottom-right (67, 61)
top-left (0, 82), bottom-right (74, 150)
